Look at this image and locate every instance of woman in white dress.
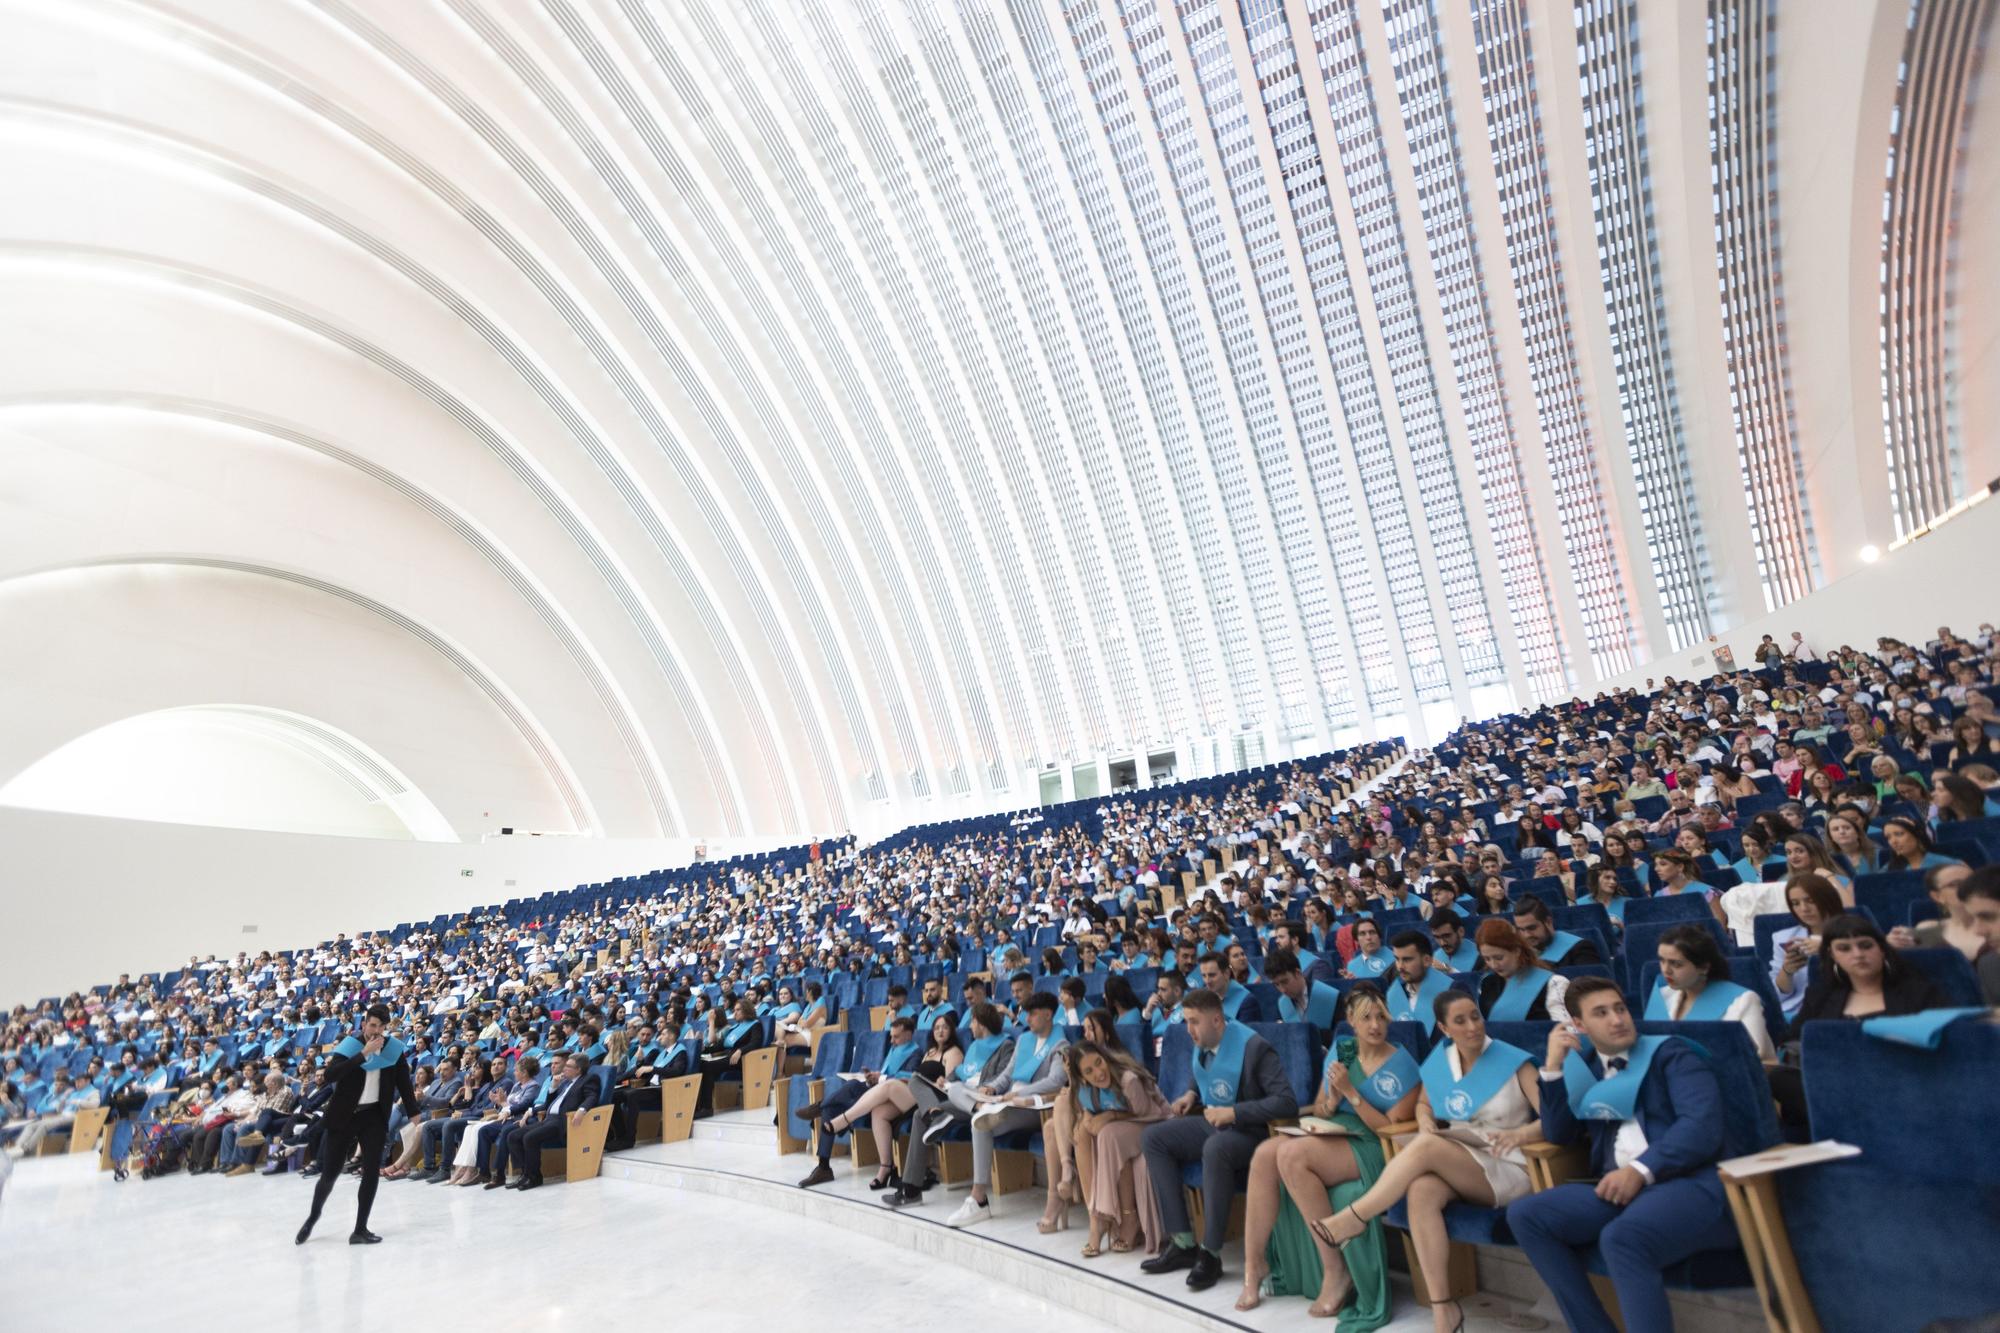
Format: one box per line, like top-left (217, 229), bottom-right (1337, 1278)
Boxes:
top-left (1310, 991), bottom-right (1543, 1333)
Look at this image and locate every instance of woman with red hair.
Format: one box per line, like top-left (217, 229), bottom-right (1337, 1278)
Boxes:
top-left (1473, 918), bottom-right (1573, 1025)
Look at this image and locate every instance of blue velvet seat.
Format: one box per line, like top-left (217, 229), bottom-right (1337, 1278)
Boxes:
top-left (1779, 1020), bottom-right (2000, 1330)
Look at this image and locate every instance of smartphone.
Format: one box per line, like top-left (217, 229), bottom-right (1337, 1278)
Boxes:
top-left (1335, 1036), bottom-right (1358, 1065)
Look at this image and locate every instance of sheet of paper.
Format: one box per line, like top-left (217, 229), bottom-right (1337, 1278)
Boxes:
top-left (1718, 1140), bottom-right (1861, 1179)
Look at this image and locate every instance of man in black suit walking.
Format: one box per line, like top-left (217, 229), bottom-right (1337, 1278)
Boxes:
top-left (298, 1004), bottom-right (420, 1245)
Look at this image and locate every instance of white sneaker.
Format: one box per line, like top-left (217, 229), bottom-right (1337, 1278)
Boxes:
top-left (944, 1195), bottom-right (991, 1228)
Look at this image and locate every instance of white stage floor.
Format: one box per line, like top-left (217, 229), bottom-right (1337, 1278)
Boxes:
top-left (0, 1153), bottom-right (1110, 1333)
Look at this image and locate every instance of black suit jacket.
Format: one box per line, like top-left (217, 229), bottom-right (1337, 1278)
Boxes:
top-left (322, 1045), bottom-right (420, 1129)
top-left (536, 1072), bottom-right (600, 1122)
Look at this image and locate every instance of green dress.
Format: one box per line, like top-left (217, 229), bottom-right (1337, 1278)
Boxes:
top-left (1261, 1056), bottom-right (1394, 1332)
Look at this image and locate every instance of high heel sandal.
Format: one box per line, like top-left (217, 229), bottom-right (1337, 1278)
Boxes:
top-left (868, 1170), bottom-right (900, 1192)
top-left (1307, 1204), bottom-right (1367, 1252)
top-left (1110, 1206), bottom-right (1138, 1252)
top-left (1430, 1299), bottom-right (1464, 1333)
top-left (1038, 1194), bottom-right (1071, 1233)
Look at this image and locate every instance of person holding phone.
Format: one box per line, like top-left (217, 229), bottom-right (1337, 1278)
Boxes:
top-left (1508, 977), bottom-right (1734, 1333)
top-left (297, 1004), bottom-right (420, 1245)
top-left (1237, 984), bottom-right (1419, 1323)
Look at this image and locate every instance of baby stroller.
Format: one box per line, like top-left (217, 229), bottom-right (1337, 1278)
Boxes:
top-left (130, 1121), bottom-right (183, 1180)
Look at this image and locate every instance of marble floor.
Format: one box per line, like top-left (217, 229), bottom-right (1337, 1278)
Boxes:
top-left (615, 1116), bottom-right (1483, 1333)
top-left (0, 1153), bottom-right (1116, 1333)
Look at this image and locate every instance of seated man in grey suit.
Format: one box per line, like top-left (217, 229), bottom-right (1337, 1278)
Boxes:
top-left (1139, 988), bottom-right (1297, 1291)
top-left (897, 992), bottom-right (1068, 1229)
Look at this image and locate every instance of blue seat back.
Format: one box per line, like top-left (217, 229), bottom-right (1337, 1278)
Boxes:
top-left (1635, 1020), bottom-right (1779, 1159)
top-left (1898, 947), bottom-right (1984, 1006)
top-left (809, 1034), bottom-right (849, 1081)
top-left (1784, 1020), bottom-right (2000, 1328)
top-left (1620, 893), bottom-right (1717, 930)
top-left (1620, 917), bottom-right (1732, 990)
top-left (846, 1030), bottom-right (887, 1074)
top-left (1246, 1022), bottom-right (1317, 1105)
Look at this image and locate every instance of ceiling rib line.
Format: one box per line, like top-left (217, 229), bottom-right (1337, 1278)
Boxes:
top-left (0, 556), bottom-right (599, 836)
top-left (0, 385), bottom-right (688, 837)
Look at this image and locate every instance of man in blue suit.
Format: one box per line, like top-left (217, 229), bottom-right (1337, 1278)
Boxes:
top-left (1506, 976), bottom-right (1736, 1333)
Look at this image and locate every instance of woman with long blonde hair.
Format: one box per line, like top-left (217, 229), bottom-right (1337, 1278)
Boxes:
top-left (1062, 1039), bottom-right (1170, 1258)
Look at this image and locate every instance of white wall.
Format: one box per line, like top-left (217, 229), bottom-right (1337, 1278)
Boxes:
top-left (0, 807), bottom-right (792, 1007)
top-left (1586, 494), bottom-right (2000, 694)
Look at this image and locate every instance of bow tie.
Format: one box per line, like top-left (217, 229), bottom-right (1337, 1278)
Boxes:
top-left (1604, 1056), bottom-right (1629, 1074)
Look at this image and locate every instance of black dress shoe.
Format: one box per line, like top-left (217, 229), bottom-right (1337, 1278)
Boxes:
top-left (517, 1177), bottom-right (543, 1191)
top-left (1140, 1243), bottom-right (1200, 1275)
top-left (349, 1230), bottom-right (382, 1245)
top-left (1185, 1248), bottom-right (1222, 1291)
top-left (483, 1178), bottom-right (507, 1190)
top-left (797, 1163), bottom-right (835, 1189)
top-left (799, 1102), bottom-right (823, 1122)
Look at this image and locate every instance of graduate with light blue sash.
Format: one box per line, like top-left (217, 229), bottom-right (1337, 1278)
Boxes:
top-left (956, 1034), bottom-right (1006, 1084)
top-left (1193, 1021), bottom-right (1256, 1106)
top-left (332, 1032), bottom-right (408, 1069)
top-left (1219, 979), bottom-right (1257, 1021)
top-left (1346, 945), bottom-right (1394, 979)
top-left (1279, 978), bottom-right (1342, 1031)
top-left (1485, 967), bottom-right (1554, 1021)
top-left (1538, 930), bottom-right (1587, 964)
top-left (880, 1039), bottom-right (921, 1080)
top-left (1009, 1027), bottom-right (1058, 1083)
top-left (1337, 1044), bottom-right (1421, 1113)
top-left (1559, 1035), bottom-right (1668, 1120)
top-left (1436, 937), bottom-right (1481, 973)
top-left (1387, 968), bottom-right (1455, 1023)
top-left (1643, 978), bottom-right (1749, 1023)
top-left (1419, 1036), bottom-right (1534, 1121)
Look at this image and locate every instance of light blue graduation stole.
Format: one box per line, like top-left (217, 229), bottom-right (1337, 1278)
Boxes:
top-left (771, 1003), bottom-right (802, 1021)
top-left (1221, 981), bottom-right (1253, 1019)
top-left (1011, 1030), bottom-right (1056, 1081)
top-left (1195, 1021), bottom-right (1256, 1107)
top-left (109, 1069), bottom-right (136, 1093)
top-left (1732, 856), bottom-right (1776, 884)
top-left (333, 1034), bottom-right (407, 1070)
top-left (959, 1035), bottom-right (1005, 1083)
top-left (1308, 923), bottom-right (1331, 952)
top-left (1280, 980), bottom-right (1342, 1030)
top-left (722, 1021), bottom-right (756, 1044)
top-left (1293, 948), bottom-right (1323, 974)
top-left (1540, 931), bottom-right (1584, 964)
top-left (1561, 1035), bottom-right (1667, 1121)
top-left (264, 1035), bottom-right (290, 1058)
top-left (1387, 969), bottom-right (1454, 1023)
top-left (1340, 1045), bottom-right (1420, 1113)
top-left (1150, 1003), bottom-right (1183, 1037)
top-left (1080, 1083), bottom-right (1128, 1113)
top-left (198, 1049), bottom-right (223, 1074)
top-left (1420, 1038), bottom-right (1533, 1121)
top-left (917, 1003), bottom-right (954, 1031)
top-left (881, 1041), bottom-right (920, 1079)
top-left (1644, 979), bottom-right (1747, 1022)
top-left (1860, 1008), bottom-right (1988, 1049)
top-left (1348, 948), bottom-right (1393, 978)
top-left (1601, 897), bottom-right (1629, 924)
top-left (1439, 940), bottom-right (1481, 973)
top-left (1488, 969), bottom-right (1553, 1020)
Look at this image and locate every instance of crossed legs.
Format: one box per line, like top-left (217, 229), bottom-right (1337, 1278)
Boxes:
top-left (1239, 1134), bottom-right (1361, 1315)
top-left (1313, 1134), bottom-right (1495, 1333)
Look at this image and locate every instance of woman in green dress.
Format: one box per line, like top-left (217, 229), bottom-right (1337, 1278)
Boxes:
top-left (1236, 983), bottom-right (1421, 1326)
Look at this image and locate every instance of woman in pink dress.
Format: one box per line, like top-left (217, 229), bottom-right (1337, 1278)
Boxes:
top-left (1066, 1041), bottom-right (1169, 1257)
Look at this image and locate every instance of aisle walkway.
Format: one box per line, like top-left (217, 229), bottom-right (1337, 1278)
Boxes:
top-left (0, 1153), bottom-right (1108, 1333)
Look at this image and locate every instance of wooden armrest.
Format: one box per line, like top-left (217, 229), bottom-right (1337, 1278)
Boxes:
top-left (1373, 1120), bottom-right (1418, 1138)
top-left (1520, 1142), bottom-right (1571, 1160)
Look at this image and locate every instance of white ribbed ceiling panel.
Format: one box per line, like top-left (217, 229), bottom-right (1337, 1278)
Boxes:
top-left (1, 0), bottom-right (1992, 837)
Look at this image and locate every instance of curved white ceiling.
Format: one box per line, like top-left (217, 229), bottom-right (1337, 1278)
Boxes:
top-left (1, 0), bottom-right (1993, 840)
